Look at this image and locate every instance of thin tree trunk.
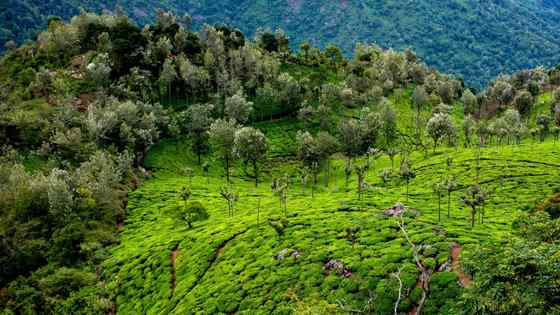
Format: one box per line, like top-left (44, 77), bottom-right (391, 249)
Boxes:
top-left (406, 181), bottom-right (409, 202)
top-left (447, 192), bottom-right (451, 218)
top-left (225, 155), bottom-right (230, 184)
top-left (257, 197), bottom-right (261, 227)
top-left (438, 194), bottom-right (441, 222)
top-left (253, 160), bottom-right (258, 187)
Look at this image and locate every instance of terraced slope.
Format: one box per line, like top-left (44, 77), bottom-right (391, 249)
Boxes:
top-left (102, 130), bottom-right (560, 313)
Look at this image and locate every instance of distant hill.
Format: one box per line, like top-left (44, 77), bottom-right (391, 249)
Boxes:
top-left (3, 0), bottom-right (560, 88)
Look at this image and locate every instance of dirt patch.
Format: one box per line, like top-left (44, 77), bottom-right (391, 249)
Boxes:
top-left (171, 248), bottom-right (179, 292)
top-left (408, 305), bottom-right (417, 315)
top-left (73, 92), bottom-right (96, 112)
top-left (451, 242), bottom-right (472, 287)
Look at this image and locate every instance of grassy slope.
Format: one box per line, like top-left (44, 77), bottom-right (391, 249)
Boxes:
top-left (102, 94), bottom-right (560, 314)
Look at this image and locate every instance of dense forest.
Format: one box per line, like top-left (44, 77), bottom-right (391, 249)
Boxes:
top-left (3, 1), bottom-right (560, 88)
top-left (1, 8), bottom-right (560, 315)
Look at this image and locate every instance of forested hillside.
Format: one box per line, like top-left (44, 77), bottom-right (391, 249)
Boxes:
top-left (3, 0), bottom-right (560, 88)
top-left (2, 8), bottom-right (560, 315)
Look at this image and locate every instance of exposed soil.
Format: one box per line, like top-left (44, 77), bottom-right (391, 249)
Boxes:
top-left (171, 248), bottom-right (179, 292)
top-left (451, 242), bottom-right (472, 287)
top-left (73, 92), bottom-right (96, 112)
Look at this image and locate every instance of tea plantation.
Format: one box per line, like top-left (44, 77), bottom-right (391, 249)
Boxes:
top-left (102, 116), bottom-right (560, 314)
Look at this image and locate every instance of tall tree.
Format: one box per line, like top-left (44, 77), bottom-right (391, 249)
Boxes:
top-left (461, 184), bottom-right (487, 227)
top-left (426, 113), bottom-right (456, 152)
top-left (399, 158), bottom-right (416, 201)
top-left (412, 85), bottom-right (429, 147)
top-left (234, 127), bottom-right (268, 187)
top-left (186, 104), bottom-right (214, 164)
top-left (339, 119), bottom-right (364, 185)
top-left (224, 90), bottom-right (253, 124)
top-left (209, 119), bottom-right (238, 183)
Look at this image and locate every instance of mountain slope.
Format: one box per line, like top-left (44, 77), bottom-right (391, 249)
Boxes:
top-left (2, 0), bottom-right (560, 88)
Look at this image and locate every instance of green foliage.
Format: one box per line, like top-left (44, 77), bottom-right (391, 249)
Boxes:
top-left (4, 8), bottom-right (560, 315)
top-left (176, 200), bottom-right (209, 228)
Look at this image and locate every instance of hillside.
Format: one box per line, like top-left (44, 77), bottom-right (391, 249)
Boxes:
top-left (2, 9), bottom-right (560, 315)
top-left (3, 1), bottom-right (560, 88)
top-left (103, 121), bottom-right (560, 314)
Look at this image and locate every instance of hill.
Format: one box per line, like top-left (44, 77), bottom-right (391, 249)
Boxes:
top-left (3, 1), bottom-right (560, 88)
top-left (2, 9), bottom-right (560, 315)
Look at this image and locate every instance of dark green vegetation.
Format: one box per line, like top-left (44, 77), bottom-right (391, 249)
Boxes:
top-left (2, 8), bottom-right (560, 315)
top-left (4, 1), bottom-right (560, 88)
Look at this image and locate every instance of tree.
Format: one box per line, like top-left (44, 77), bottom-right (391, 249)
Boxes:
top-left (177, 195), bottom-right (209, 229)
top-left (86, 53), bottom-right (111, 90)
top-left (296, 131), bottom-right (338, 189)
top-left (380, 101), bottom-right (398, 147)
top-left (209, 119), bottom-right (238, 183)
top-left (85, 98), bottom-right (165, 164)
top-left (399, 158), bottom-right (416, 201)
top-left (463, 115), bottom-right (475, 147)
top-left (179, 186), bottom-right (192, 207)
top-left (258, 31), bottom-right (278, 52)
top-left (32, 68), bottom-right (54, 102)
top-left (514, 90), bottom-right (534, 117)
top-left (426, 113), bottom-right (456, 151)
top-left (385, 147), bottom-right (399, 169)
top-left (181, 167), bottom-right (194, 186)
top-left (339, 119), bottom-right (363, 184)
top-left (412, 85), bottom-right (429, 146)
top-left (276, 73), bottom-right (303, 114)
top-left (4, 40), bottom-right (17, 52)
top-left (271, 175), bottom-right (289, 216)
top-left (354, 163), bottom-right (369, 200)
top-left (234, 127), bottom-right (268, 187)
top-left (366, 147), bottom-right (382, 174)
top-left (438, 80), bottom-right (455, 104)
top-left (324, 44), bottom-right (343, 66)
top-left (186, 104), bottom-right (214, 164)
top-left (219, 186), bottom-right (238, 217)
top-left (433, 182), bottom-right (445, 221)
top-left (315, 104), bottom-right (332, 131)
top-left (299, 41), bottom-right (311, 60)
top-left (461, 89), bottom-right (478, 116)
top-left (159, 58), bottom-right (177, 100)
top-left (361, 109), bottom-right (382, 149)
top-left (224, 90), bottom-right (253, 124)
top-left (536, 114), bottom-right (552, 142)
top-left (490, 117), bottom-right (509, 145)
top-left (297, 105), bottom-right (314, 129)
top-left (461, 213), bottom-right (560, 314)
top-left (444, 178), bottom-right (458, 218)
top-left (315, 132), bottom-right (339, 186)
top-left (503, 108), bottom-right (524, 144)
top-left (461, 184), bottom-right (487, 227)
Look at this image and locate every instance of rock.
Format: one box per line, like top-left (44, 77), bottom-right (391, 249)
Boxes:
top-left (324, 259), bottom-right (352, 278)
top-left (276, 248), bottom-right (290, 260)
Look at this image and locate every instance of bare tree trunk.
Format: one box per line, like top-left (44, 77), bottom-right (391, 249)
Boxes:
top-left (392, 267), bottom-right (404, 315)
top-left (397, 214), bottom-right (432, 315)
top-left (253, 160), bottom-right (259, 187)
top-left (225, 155), bottom-right (230, 184)
top-left (447, 192), bottom-right (451, 218)
top-left (257, 197), bottom-right (261, 227)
